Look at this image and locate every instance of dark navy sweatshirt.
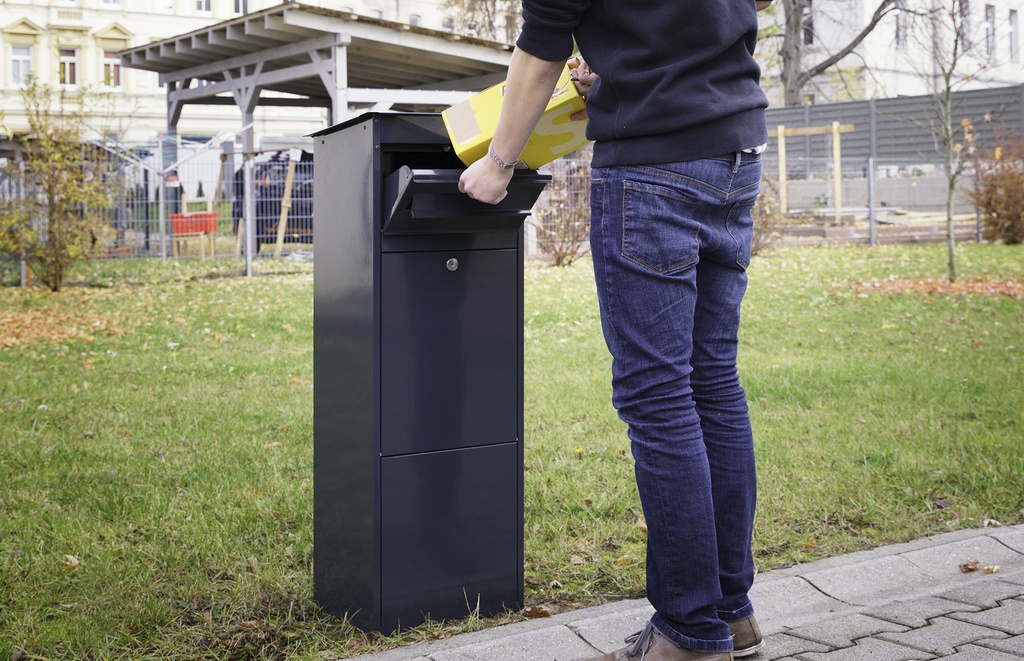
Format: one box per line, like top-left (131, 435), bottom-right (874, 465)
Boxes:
top-left (516, 0), bottom-right (769, 168)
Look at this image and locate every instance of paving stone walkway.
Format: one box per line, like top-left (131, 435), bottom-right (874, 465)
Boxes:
top-left (354, 524), bottom-right (1024, 661)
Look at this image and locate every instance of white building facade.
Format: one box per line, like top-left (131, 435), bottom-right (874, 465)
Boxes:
top-left (5, 0), bottom-right (1024, 143)
top-left (757, 0), bottom-right (1024, 105)
top-left (0, 0), bottom-right (474, 144)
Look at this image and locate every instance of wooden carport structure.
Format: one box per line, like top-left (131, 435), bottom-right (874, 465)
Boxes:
top-left (119, 1), bottom-right (513, 273)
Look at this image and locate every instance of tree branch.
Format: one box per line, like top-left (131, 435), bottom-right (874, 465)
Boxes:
top-left (797, 0), bottom-right (898, 88)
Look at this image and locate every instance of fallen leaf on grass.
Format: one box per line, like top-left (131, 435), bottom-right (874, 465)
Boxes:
top-left (263, 442), bottom-right (281, 451)
top-left (523, 605), bottom-right (552, 618)
top-left (959, 559), bottom-right (980, 573)
top-left (239, 620), bottom-right (259, 629)
top-left (11, 645), bottom-right (28, 661)
top-left (932, 498), bottom-right (951, 510)
top-left (62, 554), bottom-right (80, 569)
top-left (636, 515), bottom-right (648, 536)
top-left (570, 554), bottom-right (585, 565)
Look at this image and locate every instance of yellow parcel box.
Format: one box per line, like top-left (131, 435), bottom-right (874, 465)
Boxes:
top-left (442, 65), bottom-right (591, 170)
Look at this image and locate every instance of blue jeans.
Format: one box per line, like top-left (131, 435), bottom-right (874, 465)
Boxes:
top-left (589, 153), bottom-right (761, 654)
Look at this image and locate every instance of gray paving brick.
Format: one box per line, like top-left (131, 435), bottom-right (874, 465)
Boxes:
top-left (803, 556), bottom-right (936, 606)
top-left (978, 633), bottom-right (1024, 656)
top-left (430, 626), bottom-right (598, 661)
top-left (939, 643), bottom-right (1024, 660)
top-left (951, 599), bottom-right (1024, 635)
top-left (750, 576), bottom-right (850, 634)
top-left (784, 613), bottom-right (907, 648)
top-left (865, 596), bottom-right (981, 628)
top-left (997, 568), bottom-right (1024, 587)
top-left (798, 637), bottom-right (936, 660)
top-left (876, 616), bottom-right (1009, 656)
top-left (937, 578), bottom-right (1024, 609)
top-left (902, 536), bottom-right (1024, 578)
top-left (568, 605), bottom-right (653, 653)
top-left (991, 528), bottom-right (1024, 555)
top-left (760, 633), bottom-right (829, 660)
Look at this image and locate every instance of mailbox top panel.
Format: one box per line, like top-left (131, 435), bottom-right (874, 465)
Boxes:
top-left (311, 112), bottom-right (449, 146)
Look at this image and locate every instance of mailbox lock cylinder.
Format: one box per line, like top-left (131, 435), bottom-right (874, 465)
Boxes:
top-left (446, 258), bottom-right (459, 272)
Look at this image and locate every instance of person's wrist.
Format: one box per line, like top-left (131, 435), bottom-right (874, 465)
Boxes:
top-left (488, 145), bottom-right (518, 171)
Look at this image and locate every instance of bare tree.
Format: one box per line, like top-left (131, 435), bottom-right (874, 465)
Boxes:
top-left (901, 0), bottom-right (992, 281)
top-left (440, 0), bottom-right (520, 43)
top-left (774, 0), bottom-right (899, 105)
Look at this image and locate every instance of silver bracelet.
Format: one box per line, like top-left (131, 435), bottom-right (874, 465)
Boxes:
top-left (488, 145), bottom-right (517, 170)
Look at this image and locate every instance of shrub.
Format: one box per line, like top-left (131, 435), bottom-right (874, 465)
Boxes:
top-left (531, 149), bottom-right (591, 267)
top-left (968, 139), bottom-right (1024, 245)
top-left (751, 171), bottom-right (787, 256)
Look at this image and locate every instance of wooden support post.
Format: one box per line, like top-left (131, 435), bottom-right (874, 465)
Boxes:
top-left (771, 122), bottom-right (854, 218)
top-left (832, 121), bottom-right (842, 224)
top-left (777, 124), bottom-right (788, 215)
top-left (274, 158), bottom-right (298, 258)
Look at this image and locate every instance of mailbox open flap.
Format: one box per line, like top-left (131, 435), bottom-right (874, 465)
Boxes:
top-left (383, 167), bottom-right (550, 235)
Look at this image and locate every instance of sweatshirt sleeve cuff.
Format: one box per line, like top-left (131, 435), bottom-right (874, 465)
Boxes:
top-left (515, 24), bottom-right (576, 62)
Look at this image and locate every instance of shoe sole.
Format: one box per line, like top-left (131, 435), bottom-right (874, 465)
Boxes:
top-left (733, 640), bottom-right (766, 658)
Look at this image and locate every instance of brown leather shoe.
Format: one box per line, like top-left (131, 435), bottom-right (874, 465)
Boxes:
top-left (586, 623), bottom-right (732, 661)
top-left (727, 616), bottom-right (765, 657)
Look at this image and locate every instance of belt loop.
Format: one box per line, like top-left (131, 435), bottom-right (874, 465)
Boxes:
top-left (732, 151), bottom-right (742, 174)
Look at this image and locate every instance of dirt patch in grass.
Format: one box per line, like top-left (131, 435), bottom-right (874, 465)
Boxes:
top-left (849, 277), bottom-right (1024, 298)
top-left (0, 308), bottom-right (125, 348)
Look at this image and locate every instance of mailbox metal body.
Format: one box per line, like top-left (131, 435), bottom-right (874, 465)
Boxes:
top-left (312, 113), bottom-right (549, 632)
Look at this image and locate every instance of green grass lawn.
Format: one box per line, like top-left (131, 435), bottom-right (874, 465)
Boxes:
top-left (1, 244), bottom-right (1022, 659)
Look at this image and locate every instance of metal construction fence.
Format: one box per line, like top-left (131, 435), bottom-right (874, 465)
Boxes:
top-left (1, 136), bottom-right (314, 270)
top-left (1, 118), bottom-right (1001, 281)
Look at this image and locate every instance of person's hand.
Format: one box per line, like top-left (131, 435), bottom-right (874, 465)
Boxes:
top-left (458, 151), bottom-right (515, 205)
top-left (567, 55), bottom-right (597, 121)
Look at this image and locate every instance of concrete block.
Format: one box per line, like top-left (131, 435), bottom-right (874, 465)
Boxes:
top-left (760, 633), bottom-right (830, 660)
top-left (978, 633), bottom-right (1024, 656)
top-left (749, 576), bottom-right (850, 634)
top-left (876, 616), bottom-right (1008, 656)
top-left (799, 636), bottom-right (936, 660)
top-left (430, 626), bottom-right (599, 661)
top-left (936, 578), bottom-right (1024, 609)
top-left (803, 556), bottom-right (935, 606)
top-left (951, 599), bottom-right (1024, 635)
top-left (865, 596), bottom-right (979, 628)
top-left (902, 535), bottom-right (1024, 577)
top-left (990, 528), bottom-right (1024, 555)
top-left (567, 605), bottom-right (653, 654)
top-left (783, 613), bottom-right (907, 648)
top-left (938, 643), bottom-right (1024, 660)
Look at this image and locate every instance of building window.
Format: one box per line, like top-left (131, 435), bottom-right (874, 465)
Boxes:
top-left (467, 20), bottom-right (479, 35)
top-left (1011, 9), bottom-right (1020, 62)
top-left (959, 0), bottom-right (972, 52)
top-left (895, 0), bottom-right (908, 49)
top-left (802, 0), bottom-right (815, 46)
top-left (235, 0), bottom-right (248, 13)
top-left (59, 48), bottom-right (78, 87)
top-left (442, 17), bottom-right (454, 31)
top-left (12, 45), bottom-right (33, 86)
top-left (196, 0), bottom-right (211, 12)
top-left (984, 4), bottom-right (996, 57)
top-left (103, 50), bottom-right (122, 89)
top-left (102, 0), bottom-right (121, 7)
top-left (409, 13), bottom-right (422, 26)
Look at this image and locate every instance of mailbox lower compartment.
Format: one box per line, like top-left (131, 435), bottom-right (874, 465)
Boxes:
top-left (380, 443), bottom-right (520, 627)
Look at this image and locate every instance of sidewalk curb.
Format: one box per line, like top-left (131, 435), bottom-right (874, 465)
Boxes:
top-left (349, 524), bottom-right (1024, 661)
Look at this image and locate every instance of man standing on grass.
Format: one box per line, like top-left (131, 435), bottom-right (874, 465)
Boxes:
top-left (458, 0), bottom-right (768, 659)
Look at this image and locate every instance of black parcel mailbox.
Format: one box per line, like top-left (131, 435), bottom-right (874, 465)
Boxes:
top-left (312, 113), bottom-right (550, 632)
